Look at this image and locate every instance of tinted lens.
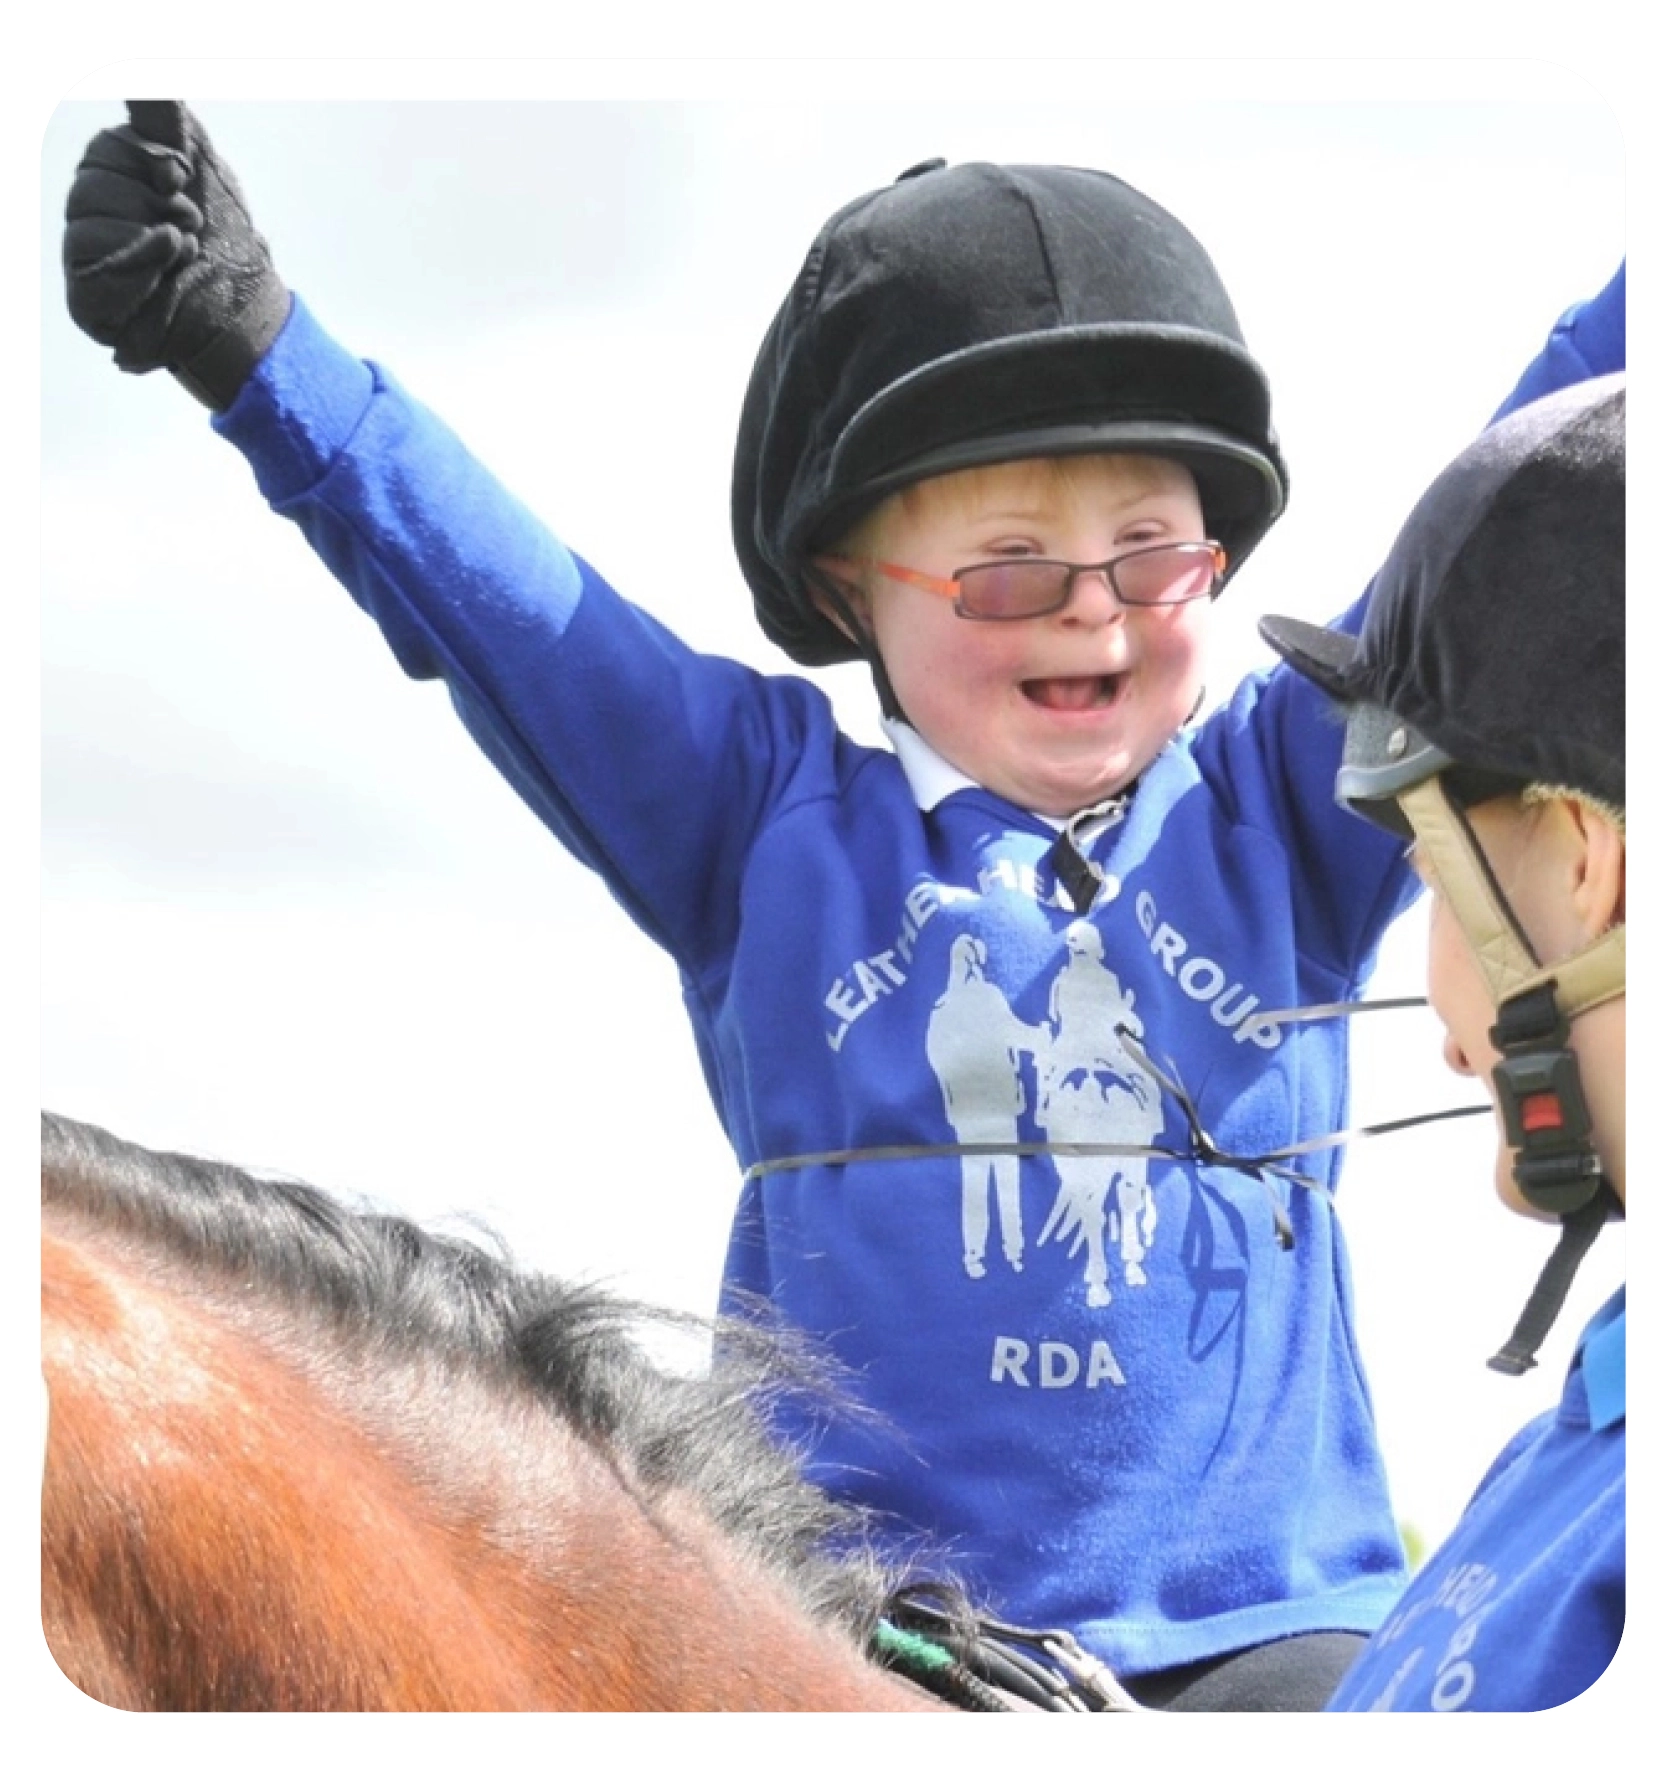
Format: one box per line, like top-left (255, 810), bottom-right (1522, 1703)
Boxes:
top-left (954, 561), bottom-right (1072, 618)
top-left (1113, 544), bottom-right (1221, 605)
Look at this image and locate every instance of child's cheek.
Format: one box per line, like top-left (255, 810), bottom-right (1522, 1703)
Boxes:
top-left (1147, 608), bottom-right (1209, 686)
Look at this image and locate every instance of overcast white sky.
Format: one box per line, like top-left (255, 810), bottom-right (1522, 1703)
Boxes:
top-left (32, 54), bottom-right (1638, 1726)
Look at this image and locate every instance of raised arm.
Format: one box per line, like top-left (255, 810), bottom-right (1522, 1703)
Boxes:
top-left (1491, 261), bottom-right (1625, 420)
top-left (58, 100), bottom-right (837, 981)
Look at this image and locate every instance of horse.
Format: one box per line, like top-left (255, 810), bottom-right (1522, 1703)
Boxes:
top-left (41, 1111), bottom-right (1133, 1713)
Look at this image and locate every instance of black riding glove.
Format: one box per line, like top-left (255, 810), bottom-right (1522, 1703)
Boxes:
top-left (63, 100), bottom-right (292, 411)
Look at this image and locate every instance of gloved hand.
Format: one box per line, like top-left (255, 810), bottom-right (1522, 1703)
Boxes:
top-left (63, 100), bottom-right (291, 410)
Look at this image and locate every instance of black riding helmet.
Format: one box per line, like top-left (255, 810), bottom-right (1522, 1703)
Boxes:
top-left (732, 159), bottom-right (1289, 669)
top-left (1261, 374), bottom-right (1625, 1374)
top-left (1261, 374), bottom-right (1624, 830)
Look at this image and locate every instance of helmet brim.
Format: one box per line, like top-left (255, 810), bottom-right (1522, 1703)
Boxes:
top-left (800, 324), bottom-right (1286, 569)
top-left (1259, 614), bottom-right (1526, 835)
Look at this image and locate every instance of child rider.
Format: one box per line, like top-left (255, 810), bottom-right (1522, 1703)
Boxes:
top-left (61, 101), bottom-right (1624, 1709)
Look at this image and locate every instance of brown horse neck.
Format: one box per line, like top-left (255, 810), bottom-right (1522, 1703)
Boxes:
top-left (41, 1224), bottom-right (944, 1712)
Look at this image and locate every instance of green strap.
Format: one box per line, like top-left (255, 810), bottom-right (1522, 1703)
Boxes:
top-left (872, 1618), bottom-right (958, 1676)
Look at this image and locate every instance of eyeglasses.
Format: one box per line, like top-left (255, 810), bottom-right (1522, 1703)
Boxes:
top-left (844, 540), bottom-right (1228, 621)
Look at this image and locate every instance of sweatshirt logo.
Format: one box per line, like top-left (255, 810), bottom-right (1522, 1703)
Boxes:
top-left (926, 923), bottom-right (1164, 1309)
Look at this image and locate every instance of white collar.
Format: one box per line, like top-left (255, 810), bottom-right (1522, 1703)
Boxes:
top-left (884, 718), bottom-right (1082, 830)
top-left (883, 718), bottom-right (982, 812)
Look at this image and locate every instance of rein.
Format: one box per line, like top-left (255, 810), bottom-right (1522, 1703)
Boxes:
top-left (743, 997), bottom-right (1488, 1251)
top-left (876, 1594), bottom-right (1145, 1712)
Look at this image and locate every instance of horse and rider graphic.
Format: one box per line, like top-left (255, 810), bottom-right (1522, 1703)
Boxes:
top-left (926, 925), bottom-right (1165, 1308)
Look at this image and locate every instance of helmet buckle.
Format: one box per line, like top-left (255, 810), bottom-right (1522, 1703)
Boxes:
top-left (1490, 985), bottom-right (1602, 1217)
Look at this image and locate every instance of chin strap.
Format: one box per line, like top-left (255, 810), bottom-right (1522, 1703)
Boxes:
top-left (1486, 1192), bottom-right (1611, 1376)
top-left (1396, 776), bottom-right (1623, 1373)
top-left (804, 563), bottom-right (906, 720)
top-left (1397, 778), bottom-right (1626, 1032)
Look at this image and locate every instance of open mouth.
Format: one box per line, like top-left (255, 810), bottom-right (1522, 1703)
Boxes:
top-left (1022, 674), bottom-right (1125, 713)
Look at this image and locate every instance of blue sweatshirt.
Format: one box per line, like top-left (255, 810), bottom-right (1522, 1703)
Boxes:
top-left (208, 269), bottom-right (1623, 1677)
top-left (1328, 1290), bottom-right (1624, 1711)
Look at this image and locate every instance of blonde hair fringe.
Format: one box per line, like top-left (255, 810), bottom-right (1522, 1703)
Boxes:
top-left (1524, 782), bottom-right (1626, 838)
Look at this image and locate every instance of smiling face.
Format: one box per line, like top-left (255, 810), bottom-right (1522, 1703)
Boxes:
top-left (817, 454), bottom-right (1213, 817)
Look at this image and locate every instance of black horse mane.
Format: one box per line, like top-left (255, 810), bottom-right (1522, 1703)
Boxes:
top-left (41, 1110), bottom-right (939, 1644)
